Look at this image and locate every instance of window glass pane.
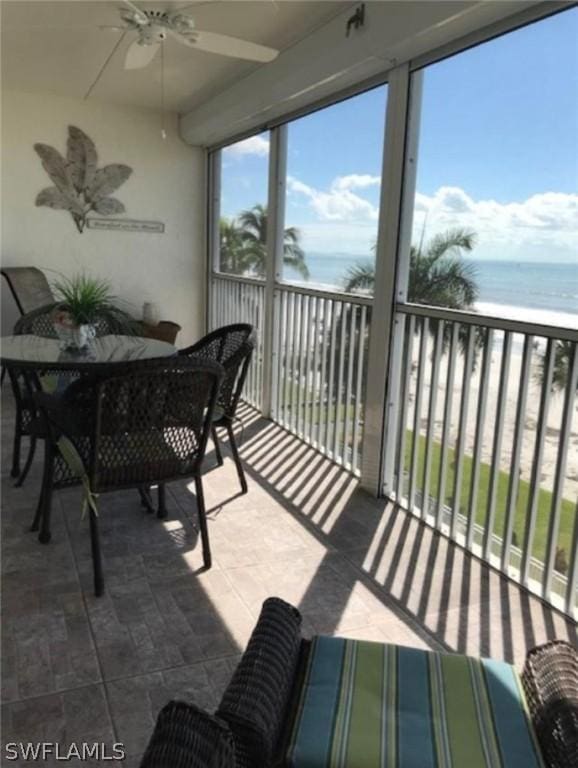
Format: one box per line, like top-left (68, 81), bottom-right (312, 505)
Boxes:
top-left (283, 86), bottom-right (387, 292)
top-left (218, 133), bottom-right (270, 278)
top-left (406, 9), bottom-right (578, 326)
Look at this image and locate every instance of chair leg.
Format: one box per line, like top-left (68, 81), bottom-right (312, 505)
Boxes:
top-left (157, 483), bottom-right (167, 519)
top-left (35, 441), bottom-right (54, 544)
top-left (212, 426), bottom-right (224, 467)
top-left (138, 486), bottom-right (155, 514)
top-left (226, 422), bottom-right (247, 494)
top-left (194, 475), bottom-right (211, 569)
top-left (88, 506), bottom-right (104, 597)
top-left (14, 436), bottom-right (37, 488)
top-left (10, 418), bottom-right (22, 478)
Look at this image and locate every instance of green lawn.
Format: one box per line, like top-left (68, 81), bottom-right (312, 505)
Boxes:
top-left (402, 430), bottom-right (575, 569)
top-left (274, 379), bottom-right (575, 571)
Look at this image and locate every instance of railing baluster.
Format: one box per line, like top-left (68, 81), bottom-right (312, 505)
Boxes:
top-left (501, 334), bottom-right (533, 572)
top-left (287, 290), bottom-right (296, 430)
top-left (467, 328), bottom-right (494, 550)
top-left (318, 298), bottom-right (330, 451)
top-left (543, 342), bottom-right (578, 597)
top-left (311, 297), bottom-right (321, 448)
top-left (483, 331), bottom-right (512, 562)
top-left (352, 305), bottom-right (367, 475)
top-left (451, 325), bottom-right (475, 540)
top-left (396, 314), bottom-right (414, 501)
top-left (300, 295), bottom-right (311, 437)
top-left (422, 320), bottom-right (444, 520)
top-left (436, 322), bottom-right (459, 529)
top-left (278, 290), bottom-right (288, 424)
top-left (303, 295), bottom-right (314, 443)
top-left (291, 293), bottom-right (301, 434)
top-left (326, 300), bottom-right (338, 456)
top-left (409, 317), bottom-right (428, 512)
top-left (521, 338), bottom-right (555, 587)
top-left (334, 302), bottom-right (348, 462)
top-left (343, 304), bottom-right (357, 470)
top-left (566, 500), bottom-right (578, 616)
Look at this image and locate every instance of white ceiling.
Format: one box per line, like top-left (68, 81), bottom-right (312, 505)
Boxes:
top-left (1, 0), bottom-right (351, 113)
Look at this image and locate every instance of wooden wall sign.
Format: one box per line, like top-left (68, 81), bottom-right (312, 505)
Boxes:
top-left (86, 218), bottom-right (165, 234)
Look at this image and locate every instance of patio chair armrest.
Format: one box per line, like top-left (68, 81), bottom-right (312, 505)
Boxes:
top-left (522, 640), bottom-right (578, 768)
top-left (216, 598), bottom-right (303, 768)
top-left (140, 701), bottom-right (236, 768)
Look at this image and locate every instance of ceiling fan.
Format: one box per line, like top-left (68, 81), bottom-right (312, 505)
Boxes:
top-left (119, 0), bottom-right (279, 70)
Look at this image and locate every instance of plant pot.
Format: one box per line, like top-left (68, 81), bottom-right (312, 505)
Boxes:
top-left (53, 312), bottom-right (96, 351)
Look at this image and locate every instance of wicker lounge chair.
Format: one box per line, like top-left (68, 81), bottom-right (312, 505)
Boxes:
top-left (141, 597), bottom-right (578, 768)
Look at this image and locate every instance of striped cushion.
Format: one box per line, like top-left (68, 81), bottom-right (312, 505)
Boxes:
top-left (286, 637), bottom-right (544, 768)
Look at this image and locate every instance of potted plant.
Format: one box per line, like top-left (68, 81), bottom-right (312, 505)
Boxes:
top-left (52, 273), bottom-right (133, 350)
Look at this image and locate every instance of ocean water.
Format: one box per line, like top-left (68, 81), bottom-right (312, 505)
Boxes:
top-left (285, 255), bottom-right (578, 318)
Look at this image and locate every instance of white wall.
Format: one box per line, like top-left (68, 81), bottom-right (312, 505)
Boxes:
top-left (1, 90), bottom-right (206, 346)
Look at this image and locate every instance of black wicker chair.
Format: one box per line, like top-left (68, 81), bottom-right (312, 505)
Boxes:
top-left (34, 357), bottom-right (224, 596)
top-left (8, 304), bottom-right (134, 487)
top-left (179, 324), bottom-right (255, 495)
top-left (522, 640), bottom-right (578, 768)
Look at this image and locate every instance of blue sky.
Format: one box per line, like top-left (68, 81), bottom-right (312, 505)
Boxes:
top-left (221, 8), bottom-right (578, 266)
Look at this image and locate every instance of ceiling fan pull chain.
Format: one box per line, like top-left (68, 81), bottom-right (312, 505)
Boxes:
top-left (160, 40), bottom-right (167, 141)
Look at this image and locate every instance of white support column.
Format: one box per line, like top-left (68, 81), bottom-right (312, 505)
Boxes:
top-left (262, 125), bottom-right (288, 418)
top-left (207, 150), bottom-right (221, 332)
top-left (360, 63), bottom-right (414, 494)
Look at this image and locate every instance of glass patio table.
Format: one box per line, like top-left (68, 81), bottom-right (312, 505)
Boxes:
top-left (0, 333), bottom-right (176, 371)
top-left (1, 334), bottom-right (178, 542)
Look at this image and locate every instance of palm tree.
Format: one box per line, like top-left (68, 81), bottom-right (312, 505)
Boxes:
top-left (219, 218), bottom-right (252, 274)
top-left (239, 204), bottom-right (309, 278)
top-left (344, 228), bottom-right (478, 309)
top-left (539, 339), bottom-right (577, 393)
top-left (331, 228), bottom-right (479, 400)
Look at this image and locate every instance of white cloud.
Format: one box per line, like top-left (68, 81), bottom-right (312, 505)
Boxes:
top-left (223, 135), bottom-right (269, 158)
top-left (287, 175), bottom-right (379, 222)
top-left (332, 174), bottom-right (381, 191)
top-left (412, 186), bottom-right (578, 260)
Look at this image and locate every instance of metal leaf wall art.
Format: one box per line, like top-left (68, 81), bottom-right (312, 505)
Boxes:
top-left (34, 126), bottom-right (133, 233)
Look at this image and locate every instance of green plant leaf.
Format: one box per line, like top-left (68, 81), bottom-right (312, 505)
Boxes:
top-left (66, 126), bottom-right (98, 193)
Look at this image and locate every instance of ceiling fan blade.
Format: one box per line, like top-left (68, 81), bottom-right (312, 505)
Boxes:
top-left (125, 40), bottom-right (161, 69)
top-left (172, 29), bottom-right (279, 62)
top-left (121, 0), bottom-right (148, 24)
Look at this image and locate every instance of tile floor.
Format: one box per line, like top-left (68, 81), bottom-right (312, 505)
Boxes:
top-left (1, 392), bottom-right (576, 765)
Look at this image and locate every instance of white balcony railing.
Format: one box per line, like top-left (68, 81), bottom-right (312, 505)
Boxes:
top-left (210, 272), bottom-right (577, 616)
top-left (211, 273), bottom-right (371, 474)
top-left (384, 304), bottom-right (578, 616)
top-left (271, 284), bottom-right (371, 474)
top-left (211, 273), bottom-right (265, 410)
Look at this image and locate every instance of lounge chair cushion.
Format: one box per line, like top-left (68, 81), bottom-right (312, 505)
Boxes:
top-left (286, 636), bottom-right (544, 768)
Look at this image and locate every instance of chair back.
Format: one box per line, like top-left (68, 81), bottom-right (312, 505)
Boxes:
top-left (180, 324), bottom-right (255, 420)
top-left (1, 267), bottom-right (54, 316)
top-left (59, 358), bottom-right (223, 492)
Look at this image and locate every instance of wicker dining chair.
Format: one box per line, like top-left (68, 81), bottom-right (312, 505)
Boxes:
top-left (35, 357), bottom-right (224, 596)
top-left (1, 267), bottom-right (54, 317)
top-left (179, 324), bottom-right (255, 495)
top-left (8, 304), bottom-right (134, 487)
